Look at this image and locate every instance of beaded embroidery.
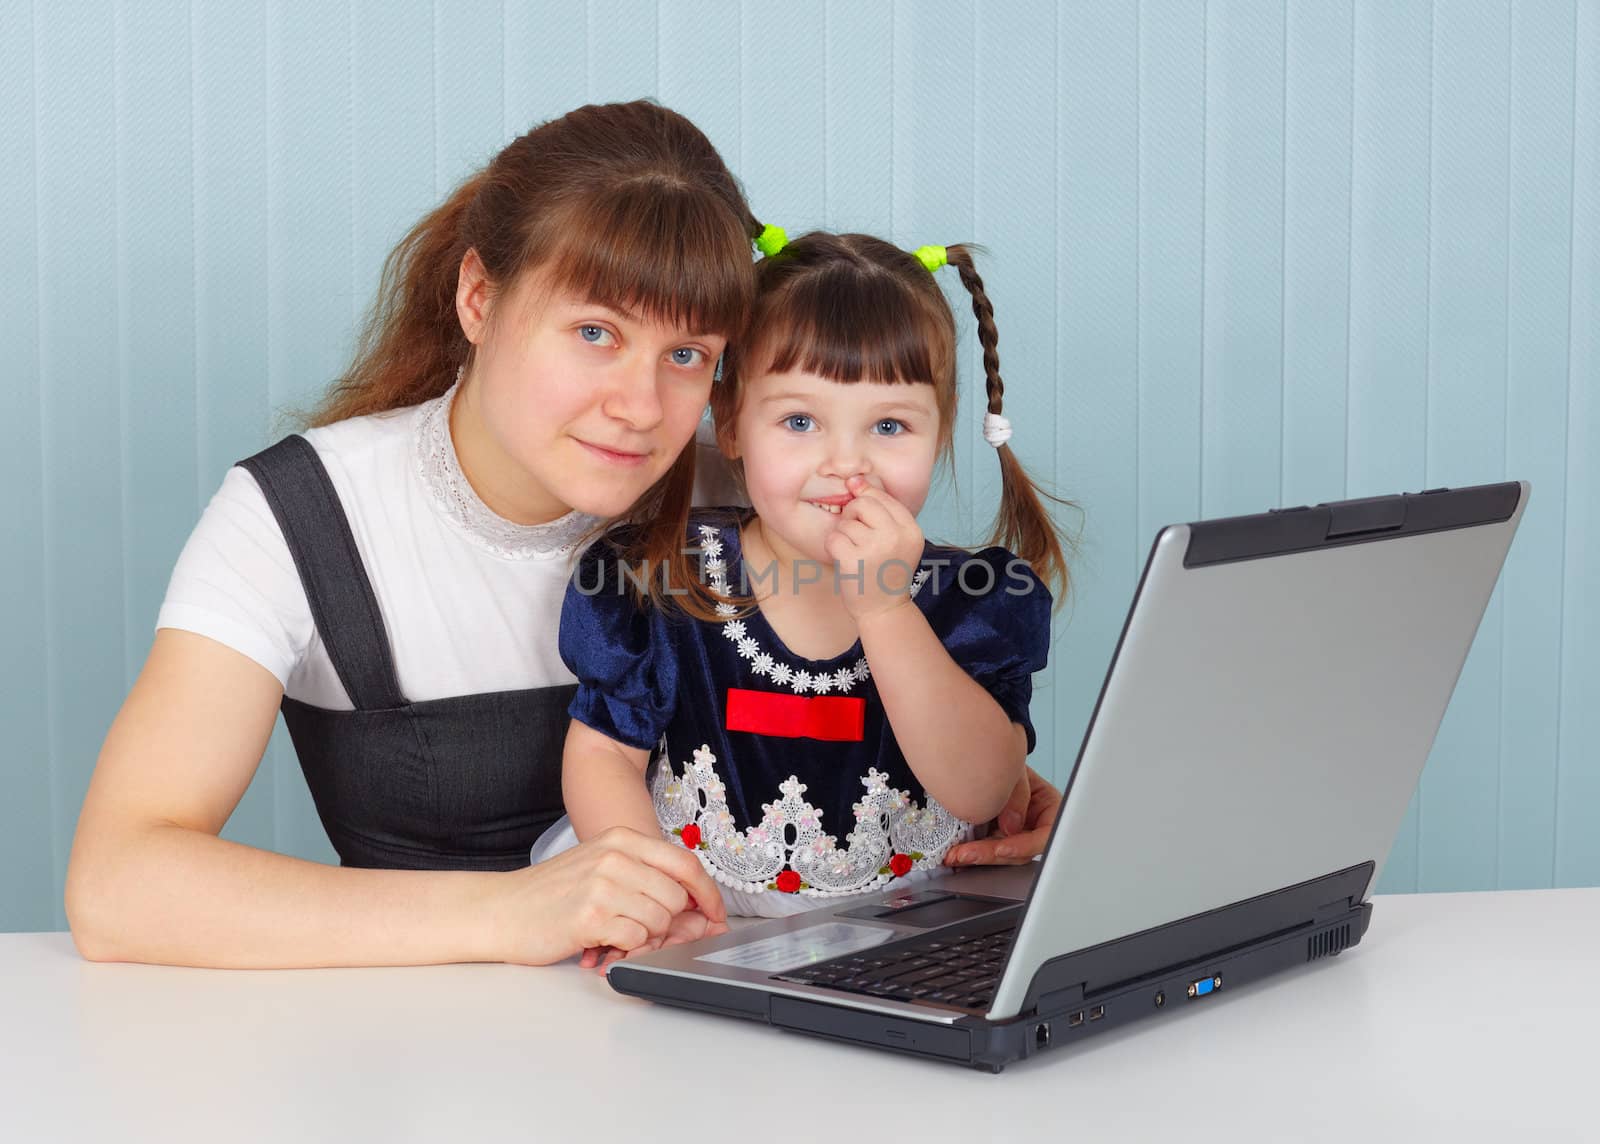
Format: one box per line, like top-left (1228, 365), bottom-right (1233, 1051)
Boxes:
top-left (651, 742), bottom-right (964, 896)
top-left (696, 523), bottom-right (931, 695)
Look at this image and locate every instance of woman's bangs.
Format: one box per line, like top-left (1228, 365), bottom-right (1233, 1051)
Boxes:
top-left (757, 269), bottom-right (944, 387)
top-left (541, 181), bottom-right (753, 339)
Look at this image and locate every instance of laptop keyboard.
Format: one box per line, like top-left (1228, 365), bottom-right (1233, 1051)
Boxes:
top-left (774, 921), bottom-right (1018, 1010)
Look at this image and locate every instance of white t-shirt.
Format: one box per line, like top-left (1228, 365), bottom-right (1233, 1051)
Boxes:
top-left (157, 387), bottom-right (743, 710)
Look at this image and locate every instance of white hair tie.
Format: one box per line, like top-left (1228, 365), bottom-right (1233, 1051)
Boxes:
top-left (982, 412), bottom-right (1013, 449)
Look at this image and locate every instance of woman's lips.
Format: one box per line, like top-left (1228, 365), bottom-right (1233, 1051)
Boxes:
top-left (577, 439), bottom-right (650, 467)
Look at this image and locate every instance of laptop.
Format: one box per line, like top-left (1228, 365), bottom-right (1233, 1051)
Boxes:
top-left (607, 481), bottom-right (1528, 1071)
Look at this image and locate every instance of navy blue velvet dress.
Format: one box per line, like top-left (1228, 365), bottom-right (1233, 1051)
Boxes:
top-left (559, 509), bottom-right (1052, 913)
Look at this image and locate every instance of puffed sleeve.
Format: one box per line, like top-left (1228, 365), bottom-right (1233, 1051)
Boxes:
top-left (922, 547), bottom-right (1053, 753)
top-left (559, 538), bottom-right (680, 751)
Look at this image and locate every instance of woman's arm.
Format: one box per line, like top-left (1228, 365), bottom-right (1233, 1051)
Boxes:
top-left (66, 629), bottom-right (720, 968)
top-left (561, 721), bottom-right (663, 841)
top-left (856, 605), bottom-right (1028, 824)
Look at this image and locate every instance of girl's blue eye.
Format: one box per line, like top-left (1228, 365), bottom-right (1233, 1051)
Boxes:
top-left (782, 415), bottom-right (814, 433)
top-left (874, 419), bottom-right (905, 436)
top-left (670, 347), bottom-right (705, 368)
top-left (578, 325), bottom-right (612, 345)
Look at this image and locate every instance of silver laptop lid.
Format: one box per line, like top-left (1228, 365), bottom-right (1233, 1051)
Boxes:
top-left (987, 483), bottom-right (1526, 1019)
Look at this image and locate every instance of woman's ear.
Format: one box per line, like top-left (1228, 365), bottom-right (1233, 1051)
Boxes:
top-left (455, 247), bottom-right (491, 344)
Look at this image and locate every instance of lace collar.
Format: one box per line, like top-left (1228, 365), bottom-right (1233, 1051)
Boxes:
top-left (413, 383), bottom-right (599, 560)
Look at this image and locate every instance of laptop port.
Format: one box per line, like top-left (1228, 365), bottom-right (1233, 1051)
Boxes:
top-left (1187, 974), bottom-right (1223, 999)
top-left (1088, 1005), bottom-right (1105, 1021)
top-left (1034, 1023), bottom-right (1051, 1048)
top-left (1067, 1010), bottom-right (1084, 1027)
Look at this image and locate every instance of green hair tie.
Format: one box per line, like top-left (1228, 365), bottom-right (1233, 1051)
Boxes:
top-left (913, 244), bottom-right (948, 272)
top-left (755, 224), bottom-right (788, 257)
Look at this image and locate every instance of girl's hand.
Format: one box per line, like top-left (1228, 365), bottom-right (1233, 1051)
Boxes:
top-left (580, 904), bottom-right (731, 973)
top-left (823, 476), bottom-right (925, 621)
top-left (656, 904), bottom-right (729, 950)
top-left (493, 826), bottom-right (726, 966)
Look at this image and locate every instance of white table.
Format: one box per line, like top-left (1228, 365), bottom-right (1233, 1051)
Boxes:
top-left (2, 889), bottom-right (1595, 1143)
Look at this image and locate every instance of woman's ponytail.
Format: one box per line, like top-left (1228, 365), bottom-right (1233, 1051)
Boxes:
top-left (309, 171), bottom-right (487, 426)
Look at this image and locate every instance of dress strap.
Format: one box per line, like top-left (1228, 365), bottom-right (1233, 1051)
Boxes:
top-left (237, 435), bottom-right (406, 710)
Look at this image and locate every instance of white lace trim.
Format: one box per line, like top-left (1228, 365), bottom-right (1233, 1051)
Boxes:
top-left (413, 382), bottom-right (599, 559)
top-left (697, 523), bottom-right (931, 695)
top-left (651, 741), bottom-right (965, 897)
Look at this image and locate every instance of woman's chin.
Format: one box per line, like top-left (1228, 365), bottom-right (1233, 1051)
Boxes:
top-left (558, 478), bottom-right (662, 521)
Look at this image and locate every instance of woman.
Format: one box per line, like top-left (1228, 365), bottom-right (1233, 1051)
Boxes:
top-left (65, 101), bottom-right (1058, 970)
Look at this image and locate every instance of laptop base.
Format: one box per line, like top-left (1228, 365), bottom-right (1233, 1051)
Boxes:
top-left (609, 866), bottom-right (1375, 1072)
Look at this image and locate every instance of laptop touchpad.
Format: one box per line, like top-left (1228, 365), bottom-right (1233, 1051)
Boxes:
top-left (840, 892), bottom-right (1017, 928)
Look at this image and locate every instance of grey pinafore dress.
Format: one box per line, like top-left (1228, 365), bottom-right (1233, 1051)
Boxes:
top-left (239, 435), bottom-right (570, 870)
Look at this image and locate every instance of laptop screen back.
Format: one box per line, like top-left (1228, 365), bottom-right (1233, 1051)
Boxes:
top-left (987, 483), bottom-right (1525, 1018)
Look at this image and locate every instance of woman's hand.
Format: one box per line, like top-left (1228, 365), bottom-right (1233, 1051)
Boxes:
top-left (494, 827), bottom-right (727, 966)
top-left (942, 765), bottom-right (1061, 866)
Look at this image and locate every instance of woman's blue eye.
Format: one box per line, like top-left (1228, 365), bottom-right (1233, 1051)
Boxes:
top-left (578, 325), bottom-right (612, 345)
top-left (670, 347), bottom-right (704, 367)
top-left (782, 415), bottom-right (814, 433)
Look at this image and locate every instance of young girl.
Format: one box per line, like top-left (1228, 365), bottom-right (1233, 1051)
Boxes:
top-left (548, 231), bottom-right (1070, 942)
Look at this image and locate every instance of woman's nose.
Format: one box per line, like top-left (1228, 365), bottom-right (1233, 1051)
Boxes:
top-left (601, 356), bottom-right (664, 431)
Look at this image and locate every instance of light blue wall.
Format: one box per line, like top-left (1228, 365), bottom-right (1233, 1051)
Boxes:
top-left (1, 0), bottom-right (1596, 932)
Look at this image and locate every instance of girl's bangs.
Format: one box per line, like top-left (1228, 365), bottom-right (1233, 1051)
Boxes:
top-left (754, 267), bottom-right (949, 387)
top-left (539, 180), bottom-right (753, 339)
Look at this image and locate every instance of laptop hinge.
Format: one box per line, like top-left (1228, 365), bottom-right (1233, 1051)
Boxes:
top-left (1036, 983), bottom-right (1086, 1013)
top-left (1313, 895), bottom-right (1361, 926)
top-left (1015, 861), bottom-right (1375, 1017)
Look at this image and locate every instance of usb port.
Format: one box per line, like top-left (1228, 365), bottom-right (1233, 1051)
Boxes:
top-left (1088, 1005), bottom-right (1105, 1021)
top-left (1067, 1011), bottom-right (1084, 1027)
